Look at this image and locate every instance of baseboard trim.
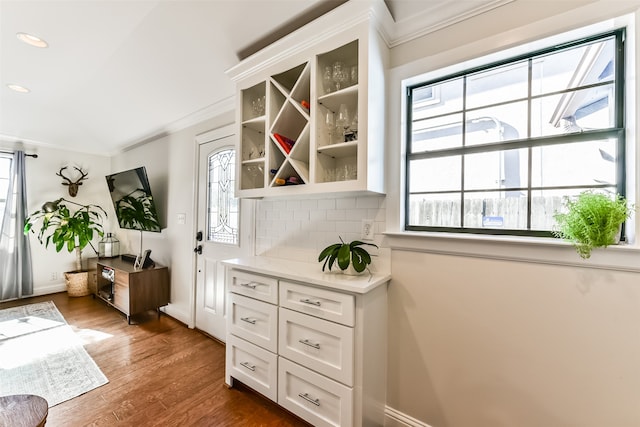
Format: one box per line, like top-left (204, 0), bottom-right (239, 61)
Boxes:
top-left (385, 406), bottom-right (432, 427)
top-left (162, 305), bottom-right (191, 327)
top-left (32, 283), bottom-right (67, 296)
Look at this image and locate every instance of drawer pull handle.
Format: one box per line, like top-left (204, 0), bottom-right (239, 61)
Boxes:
top-left (240, 361), bottom-right (256, 371)
top-left (240, 317), bottom-right (257, 325)
top-left (298, 392), bottom-right (320, 406)
top-left (299, 338), bottom-right (320, 350)
top-left (300, 298), bottom-right (321, 306)
top-left (239, 282), bottom-right (257, 289)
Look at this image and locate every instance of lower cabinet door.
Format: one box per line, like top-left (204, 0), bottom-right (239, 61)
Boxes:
top-left (226, 334), bottom-right (278, 402)
top-left (278, 357), bottom-right (353, 427)
top-left (113, 283), bottom-right (129, 314)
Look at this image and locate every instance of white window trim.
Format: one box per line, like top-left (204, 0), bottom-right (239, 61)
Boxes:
top-left (385, 8), bottom-right (638, 271)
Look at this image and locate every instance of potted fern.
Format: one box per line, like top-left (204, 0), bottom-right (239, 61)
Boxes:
top-left (24, 198), bottom-right (106, 296)
top-left (318, 236), bottom-right (378, 274)
top-left (553, 191), bottom-right (632, 259)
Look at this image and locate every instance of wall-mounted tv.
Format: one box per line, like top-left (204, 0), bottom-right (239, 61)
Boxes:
top-left (105, 166), bottom-right (161, 232)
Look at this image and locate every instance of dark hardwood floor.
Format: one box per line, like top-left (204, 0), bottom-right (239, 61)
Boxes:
top-left (0, 292), bottom-right (311, 427)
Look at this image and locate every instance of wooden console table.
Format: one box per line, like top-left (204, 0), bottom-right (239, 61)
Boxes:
top-left (93, 257), bottom-right (170, 324)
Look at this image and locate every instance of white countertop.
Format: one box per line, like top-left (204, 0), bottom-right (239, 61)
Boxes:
top-left (221, 256), bottom-right (391, 294)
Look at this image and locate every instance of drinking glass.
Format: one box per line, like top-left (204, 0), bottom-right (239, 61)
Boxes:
top-left (325, 111), bottom-right (335, 145)
top-left (324, 167), bottom-right (336, 182)
top-left (251, 95), bottom-right (265, 117)
top-left (322, 66), bottom-right (333, 94)
top-left (332, 61), bottom-right (348, 91)
top-left (350, 112), bottom-right (358, 140)
top-left (350, 65), bottom-right (358, 86)
top-left (335, 104), bottom-right (350, 141)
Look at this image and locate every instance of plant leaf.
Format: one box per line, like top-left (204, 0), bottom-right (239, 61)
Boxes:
top-left (337, 243), bottom-right (351, 270)
top-left (318, 243), bottom-right (341, 262)
top-left (349, 240), bottom-right (378, 249)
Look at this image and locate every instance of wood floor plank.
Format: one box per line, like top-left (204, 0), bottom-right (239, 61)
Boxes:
top-left (0, 292), bottom-right (311, 427)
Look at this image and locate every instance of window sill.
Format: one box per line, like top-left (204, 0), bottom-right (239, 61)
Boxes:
top-left (384, 231), bottom-right (640, 273)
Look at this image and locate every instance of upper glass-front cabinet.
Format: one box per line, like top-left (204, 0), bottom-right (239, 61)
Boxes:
top-left (228, 1), bottom-right (389, 198)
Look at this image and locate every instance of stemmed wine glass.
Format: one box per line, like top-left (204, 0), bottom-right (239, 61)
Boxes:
top-left (335, 104), bottom-right (350, 142)
top-left (325, 111), bottom-right (335, 145)
top-left (332, 62), bottom-right (349, 91)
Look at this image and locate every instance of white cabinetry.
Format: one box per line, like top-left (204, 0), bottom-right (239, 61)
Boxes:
top-left (223, 257), bottom-right (390, 427)
top-left (226, 0), bottom-right (391, 198)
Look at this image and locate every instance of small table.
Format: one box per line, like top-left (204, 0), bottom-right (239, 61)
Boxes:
top-left (0, 394), bottom-right (48, 427)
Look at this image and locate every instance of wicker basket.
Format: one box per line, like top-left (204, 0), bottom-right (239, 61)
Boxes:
top-left (64, 271), bottom-right (90, 297)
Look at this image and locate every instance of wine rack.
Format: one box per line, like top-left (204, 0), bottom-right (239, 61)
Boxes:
top-left (230, 5), bottom-right (386, 198)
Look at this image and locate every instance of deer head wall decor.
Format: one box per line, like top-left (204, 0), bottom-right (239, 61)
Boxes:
top-left (57, 166), bottom-right (88, 197)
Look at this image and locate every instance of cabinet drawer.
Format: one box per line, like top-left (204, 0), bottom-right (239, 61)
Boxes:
top-left (113, 283), bottom-right (129, 313)
top-left (229, 270), bottom-right (278, 304)
top-left (226, 335), bottom-right (277, 402)
top-left (114, 271), bottom-right (129, 286)
top-left (279, 308), bottom-right (354, 386)
top-left (229, 293), bottom-right (278, 353)
top-left (278, 357), bottom-right (353, 427)
top-left (279, 281), bottom-right (354, 327)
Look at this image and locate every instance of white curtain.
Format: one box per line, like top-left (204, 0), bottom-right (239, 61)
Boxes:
top-left (0, 151), bottom-right (33, 300)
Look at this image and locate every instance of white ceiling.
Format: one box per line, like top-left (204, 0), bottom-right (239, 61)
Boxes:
top-left (0, 0), bottom-right (511, 155)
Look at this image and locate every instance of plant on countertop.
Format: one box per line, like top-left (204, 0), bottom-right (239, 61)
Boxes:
top-left (552, 191), bottom-right (633, 259)
top-left (318, 236), bottom-right (378, 274)
top-left (24, 198), bottom-right (106, 271)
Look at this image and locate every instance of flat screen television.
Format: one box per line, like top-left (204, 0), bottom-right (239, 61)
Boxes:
top-left (105, 166), bottom-right (161, 232)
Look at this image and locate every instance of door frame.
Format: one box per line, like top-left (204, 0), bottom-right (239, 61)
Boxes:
top-left (189, 123), bottom-right (241, 329)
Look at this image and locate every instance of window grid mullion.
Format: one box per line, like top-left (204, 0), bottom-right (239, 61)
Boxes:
top-left (526, 57), bottom-right (533, 230)
top-left (411, 79), bottom-right (615, 126)
top-left (460, 75), bottom-right (468, 228)
top-left (407, 128), bottom-right (622, 160)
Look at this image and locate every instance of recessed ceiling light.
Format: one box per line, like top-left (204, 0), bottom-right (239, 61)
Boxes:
top-left (7, 84), bottom-right (30, 93)
top-left (16, 32), bottom-right (48, 48)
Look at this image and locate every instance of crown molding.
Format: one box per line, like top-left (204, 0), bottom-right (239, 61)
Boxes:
top-left (386, 0), bottom-right (515, 48)
top-left (226, 0), bottom-right (394, 83)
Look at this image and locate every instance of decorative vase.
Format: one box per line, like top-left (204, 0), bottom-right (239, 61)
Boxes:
top-left (343, 264), bottom-right (364, 276)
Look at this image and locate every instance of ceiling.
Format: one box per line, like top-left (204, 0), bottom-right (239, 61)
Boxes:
top-left (0, 0), bottom-right (511, 155)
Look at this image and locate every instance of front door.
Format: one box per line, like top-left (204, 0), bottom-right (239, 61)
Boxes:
top-left (194, 125), bottom-right (254, 340)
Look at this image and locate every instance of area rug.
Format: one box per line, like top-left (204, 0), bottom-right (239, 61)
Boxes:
top-left (0, 301), bottom-right (108, 407)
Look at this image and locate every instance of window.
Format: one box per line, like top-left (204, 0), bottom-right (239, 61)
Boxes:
top-left (405, 30), bottom-right (625, 237)
top-left (0, 154), bottom-right (12, 231)
top-left (207, 148), bottom-right (238, 244)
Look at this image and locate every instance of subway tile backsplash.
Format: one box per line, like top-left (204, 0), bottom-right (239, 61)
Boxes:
top-left (255, 195), bottom-right (388, 272)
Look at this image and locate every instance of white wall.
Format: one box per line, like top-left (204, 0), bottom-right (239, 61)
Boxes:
top-left (0, 141), bottom-right (111, 296)
top-left (383, 1), bottom-right (640, 426)
top-left (109, 111), bottom-right (234, 325)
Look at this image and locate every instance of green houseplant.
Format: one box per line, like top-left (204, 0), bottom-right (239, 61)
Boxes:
top-left (553, 191), bottom-right (632, 259)
top-left (318, 236), bottom-right (378, 274)
top-left (24, 198), bottom-right (106, 296)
